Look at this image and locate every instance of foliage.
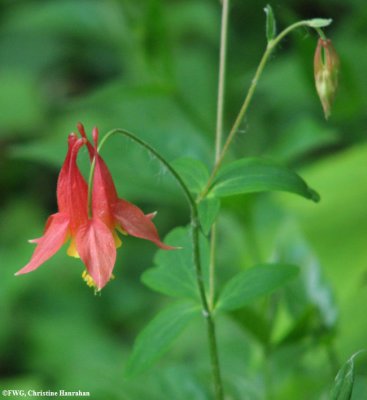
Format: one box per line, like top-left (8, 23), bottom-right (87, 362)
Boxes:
top-left (1, 0), bottom-right (366, 399)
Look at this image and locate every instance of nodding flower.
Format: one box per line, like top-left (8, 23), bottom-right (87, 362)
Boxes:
top-left (16, 124), bottom-right (173, 291)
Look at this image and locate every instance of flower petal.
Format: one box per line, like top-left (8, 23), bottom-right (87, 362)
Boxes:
top-left (57, 135), bottom-right (88, 233)
top-left (91, 153), bottom-right (119, 228)
top-left (78, 124), bottom-right (119, 228)
top-left (57, 133), bottom-right (79, 212)
top-left (113, 199), bottom-right (174, 250)
top-left (76, 218), bottom-right (116, 290)
top-left (16, 213), bottom-right (70, 275)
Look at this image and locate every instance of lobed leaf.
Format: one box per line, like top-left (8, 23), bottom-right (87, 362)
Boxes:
top-left (142, 227), bottom-right (210, 300)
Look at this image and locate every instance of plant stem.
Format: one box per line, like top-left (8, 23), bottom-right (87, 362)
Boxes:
top-left (97, 129), bottom-right (194, 208)
top-left (192, 211), bottom-right (224, 400)
top-left (208, 223), bottom-right (218, 311)
top-left (209, 0), bottom-right (230, 313)
top-left (96, 128), bottom-right (224, 400)
top-left (215, 0), bottom-right (230, 160)
top-left (198, 20), bottom-right (319, 201)
top-left (315, 27), bottom-right (327, 40)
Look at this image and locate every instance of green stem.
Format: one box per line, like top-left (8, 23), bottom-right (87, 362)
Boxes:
top-left (198, 20), bottom-right (321, 201)
top-left (208, 223), bottom-right (218, 311)
top-left (215, 0), bottom-right (230, 161)
top-left (94, 128), bottom-right (224, 400)
top-left (315, 27), bottom-right (327, 40)
top-left (192, 211), bottom-right (224, 400)
top-left (97, 129), bottom-right (194, 208)
top-left (208, 0), bottom-right (230, 315)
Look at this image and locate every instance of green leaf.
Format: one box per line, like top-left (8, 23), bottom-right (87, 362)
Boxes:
top-left (209, 157), bottom-right (320, 202)
top-left (264, 5), bottom-right (276, 42)
top-left (172, 157), bottom-right (210, 194)
top-left (306, 18), bottom-right (333, 28)
top-left (198, 197), bottom-right (220, 235)
top-left (142, 227), bottom-right (209, 300)
top-left (125, 302), bottom-right (198, 377)
top-left (217, 263), bottom-right (299, 311)
top-left (330, 351), bottom-right (365, 400)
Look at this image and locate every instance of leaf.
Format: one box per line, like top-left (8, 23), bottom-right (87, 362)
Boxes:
top-left (306, 18), bottom-right (333, 28)
top-left (264, 5), bottom-right (276, 42)
top-left (330, 351), bottom-right (365, 400)
top-left (217, 263), bottom-right (299, 312)
top-left (125, 302), bottom-right (198, 377)
top-left (198, 197), bottom-right (220, 235)
top-left (209, 157), bottom-right (320, 202)
top-left (141, 227), bottom-right (210, 300)
top-left (172, 157), bottom-right (210, 194)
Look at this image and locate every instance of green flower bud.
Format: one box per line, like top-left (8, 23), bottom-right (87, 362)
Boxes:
top-left (314, 38), bottom-right (339, 119)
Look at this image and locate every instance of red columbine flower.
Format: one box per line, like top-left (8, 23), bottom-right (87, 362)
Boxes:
top-left (76, 123), bottom-right (173, 289)
top-left (314, 38), bottom-right (339, 119)
top-left (16, 133), bottom-right (88, 276)
top-left (17, 124), bottom-right (172, 291)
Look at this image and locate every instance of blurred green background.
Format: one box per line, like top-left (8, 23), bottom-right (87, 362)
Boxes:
top-left (0, 0), bottom-right (366, 399)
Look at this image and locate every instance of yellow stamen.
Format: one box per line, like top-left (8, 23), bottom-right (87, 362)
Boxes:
top-left (81, 270), bottom-right (115, 291)
top-left (82, 270), bottom-right (96, 288)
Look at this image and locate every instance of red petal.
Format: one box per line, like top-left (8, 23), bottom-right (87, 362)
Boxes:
top-left (91, 152), bottom-right (119, 228)
top-left (57, 136), bottom-right (88, 233)
top-left (16, 213), bottom-right (70, 275)
top-left (57, 133), bottom-right (78, 211)
top-left (113, 199), bottom-right (174, 250)
top-left (76, 218), bottom-right (116, 290)
top-left (77, 124), bottom-right (119, 228)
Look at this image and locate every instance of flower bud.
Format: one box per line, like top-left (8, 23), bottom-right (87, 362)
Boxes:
top-left (314, 38), bottom-right (339, 119)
